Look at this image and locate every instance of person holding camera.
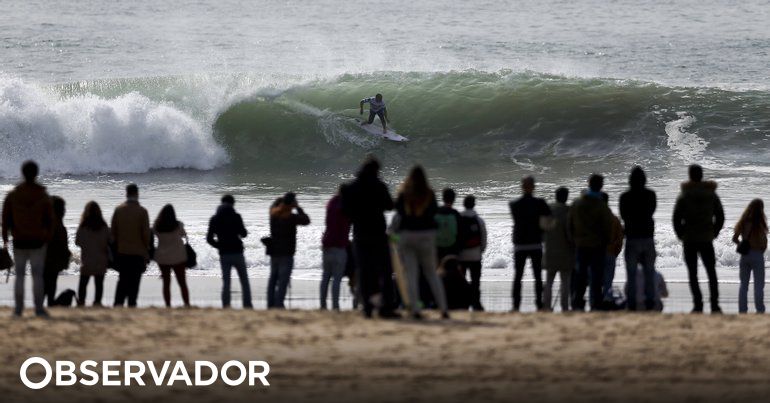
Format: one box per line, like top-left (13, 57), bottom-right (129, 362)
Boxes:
top-left (267, 192), bottom-right (310, 309)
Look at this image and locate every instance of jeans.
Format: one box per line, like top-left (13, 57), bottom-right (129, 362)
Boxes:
top-left (513, 249), bottom-right (543, 311)
top-left (321, 248), bottom-right (347, 310)
top-left (544, 268), bottom-right (572, 312)
top-left (78, 274), bottom-right (105, 306)
top-left (603, 254), bottom-right (618, 301)
top-left (460, 260), bottom-right (483, 310)
top-left (625, 238), bottom-right (656, 310)
top-left (13, 246), bottom-right (47, 315)
top-left (113, 254), bottom-right (145, 308)
top-left (683, 241), bottom-right (719, 311)
top-left (573, 247), bottom-right (605, 311)
top-left (220, 253), bottom-right (252, 308)
top-left (399, 230), bottom-right (448, 314)
top-left (739, 250), bottom-right (765, 313)
top-left (267, 255), bottom-right (294, 309)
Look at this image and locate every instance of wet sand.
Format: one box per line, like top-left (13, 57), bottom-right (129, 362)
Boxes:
top-left (1, 307), bottom-right (770, 403)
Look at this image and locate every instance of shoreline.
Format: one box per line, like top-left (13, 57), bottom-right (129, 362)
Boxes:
top-left (0, 274), bottom-right (756, 314)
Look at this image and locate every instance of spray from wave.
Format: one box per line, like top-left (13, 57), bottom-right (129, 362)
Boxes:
top-left (2, 70), bottom-right (770, 178)
top-left (0, 75), bottom-right (228, 177)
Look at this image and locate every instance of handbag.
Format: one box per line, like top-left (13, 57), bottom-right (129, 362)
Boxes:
top-left (737, 224), bottom-right (752, 256)
top-left (737, 239), bottom-right (751, 255)
top-left (185, 237), bottom-right (197, 268)
top-left (1, 247), bottom-right (13, 283)
top-left (260, 236), bottom-right (274, 256)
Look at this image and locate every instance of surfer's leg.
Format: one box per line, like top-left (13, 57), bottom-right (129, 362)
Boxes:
top-left (377, 110), bottom-right (387, 132)
top-left (366, 110), bottom-right (376, 124)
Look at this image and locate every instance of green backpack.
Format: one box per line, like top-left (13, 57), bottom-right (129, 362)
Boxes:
top-left (435, 212), bottom-right (458, 248)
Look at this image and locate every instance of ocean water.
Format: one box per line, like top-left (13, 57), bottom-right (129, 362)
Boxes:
top-left (1, 0), bottom-right (770, 283)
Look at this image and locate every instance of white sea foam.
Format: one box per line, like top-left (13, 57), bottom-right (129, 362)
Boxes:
top-left (0, 75), bottom-right (228, 177)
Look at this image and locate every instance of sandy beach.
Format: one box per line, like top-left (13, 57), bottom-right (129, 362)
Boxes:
top-left (1, 307), bottom-right (770, 403)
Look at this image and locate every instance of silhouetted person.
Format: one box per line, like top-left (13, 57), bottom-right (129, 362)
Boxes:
top-left (321, 187), bottom-right (351, 310)
top-left (509, 176), bottom-right (551, 311)
top-left (543, 187), bottom-right (574, 312)
top-left (153, 204), bottom-right (191, 308)
top-left (602, 193), bottom-right (624, 305)
top-left (2, 161), bottom-right (54, 317)
top-left (625, 268), bottom-right (668, 312)
top-left (435, 188), bottom-right (462, 260)
top-left (673, 164), bottom-right (724, 314)
top-left (207, 194), bottom-right (252, 308)
top-left (111, 183), bottom-right (151, 308)
top-left (568, 174), bottom-right (613, 311)
top-left (619, 166), bottom-right (657, 311)
top-left (458, 195), bottom-right (487, 311)
top-left (267, 192), bottom-right (310, 309)
top-left (394, 165), bottom-right (449, 319)
top-left (732, 199), bottom-right (766, 314)
top-left (75, 201), bottom-right (110, 307)
top-left (340, 157), bottom-right (397, 318)
top-left (44, 196), bottom-right (70, 306)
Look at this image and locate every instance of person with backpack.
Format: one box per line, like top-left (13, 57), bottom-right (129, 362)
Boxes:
top-left (43, 196), bottom-right (71, 306)
top-left (568, 174), bottom-right (613, 311)
top-left (672, 164), bottom-right (724, 314)
top-left (152, 204), bottom-right (191, 308)
top-left (267, 192), bottom-right (310, 309)
top-left (75, 201), bottom-right (110, 307)
top-left (458, 195), bottom-right (487, 311)
top-left (394, 165), bottom-right (449, 320)
top-left (111, 183), bottom-right (151, 308)
top-left (619, 166), bottom-right (657, 311)
top-left (509, 176), bottom-right (551, 311)
top-left (2, 161), bottom-right (55, 317)
top-left (543, 187), bottom-right (574, 312)
top-left (732, 199), bottom-right (767, 314)
top-left (207, 194), bottom-right (252, 309)
top-left (435, 188), bottom-right (462, 260)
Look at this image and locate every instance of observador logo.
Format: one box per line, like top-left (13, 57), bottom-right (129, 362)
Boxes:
top-left (19, 357), bottom-right (270, 389)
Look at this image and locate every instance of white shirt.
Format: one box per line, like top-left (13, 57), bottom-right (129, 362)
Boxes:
top-left (361, 97), bottom-right (386, 113)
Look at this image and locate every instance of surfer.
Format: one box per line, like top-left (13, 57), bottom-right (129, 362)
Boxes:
top-left (359, 93), bottom-right (389, 134)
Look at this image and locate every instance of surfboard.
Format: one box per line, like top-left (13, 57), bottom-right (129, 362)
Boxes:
top-left (358, 120), bottom-right (409, 142)
top-left (389, 239), bottom-right (411, 310)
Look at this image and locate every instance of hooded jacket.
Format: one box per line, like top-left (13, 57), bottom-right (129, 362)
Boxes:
top-left (2, 182), bottom-right (55, 249)
top-left (619, 184), bottom-right (656, 239)
top-left (568, 192), bottom-right (613, 249)
top-left (672, 181), bottom-right (724, 243)
top-left (207, 203), bottom-right (248, 254)
top-left (340, 171), bottom-right (394, 242)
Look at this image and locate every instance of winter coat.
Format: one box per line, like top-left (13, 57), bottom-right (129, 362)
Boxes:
top-left (207, 204), bottom-right (248, 254)
top-left (672, 181), bottom-right (724, 244)
top-left (568, 192), bottom-right (613, 249)
top-left (76, 225), bottom-right (111, 276)
top-left (1, 182), bottom-right (54, 249)
top-left (111, 200), bottom-right (151, 258)
top-left (154, 223), bottom-right (187, 266)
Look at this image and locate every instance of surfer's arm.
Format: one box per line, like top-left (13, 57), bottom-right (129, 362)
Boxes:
top-left (359, 98), bottom-right (370, 115)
